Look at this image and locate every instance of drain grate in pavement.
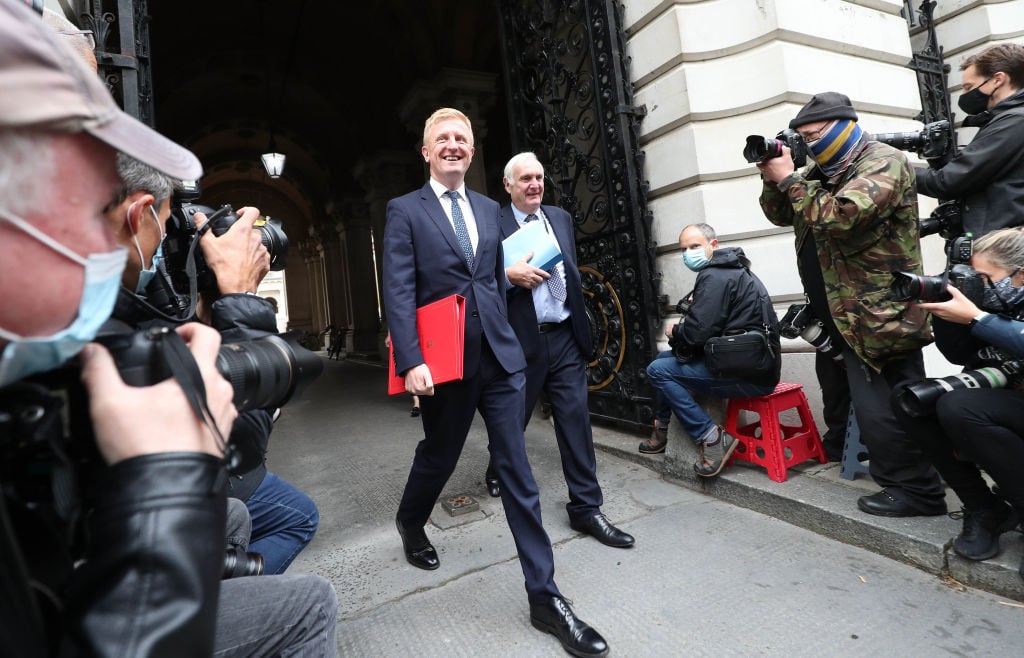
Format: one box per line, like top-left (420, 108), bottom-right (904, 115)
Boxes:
top-left (441, 493), bottom-right (480, 516)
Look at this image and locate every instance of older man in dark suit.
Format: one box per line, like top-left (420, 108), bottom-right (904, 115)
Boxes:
top-left (382, 108), bottom-right (608, 657)
top-left (485, 152), bottom-right (634, 549)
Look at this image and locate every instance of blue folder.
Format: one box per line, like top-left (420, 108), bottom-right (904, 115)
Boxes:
top-left (501, 219), bottom-right (563, 271)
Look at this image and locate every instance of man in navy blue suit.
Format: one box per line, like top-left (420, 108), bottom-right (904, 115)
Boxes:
top-left (382, 108), bottom-right (608, 657)
top-left (486, 152), bottom-right (635, 550)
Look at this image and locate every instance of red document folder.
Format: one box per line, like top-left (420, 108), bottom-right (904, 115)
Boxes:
top-left (387, 294), bottom-right (465, 395)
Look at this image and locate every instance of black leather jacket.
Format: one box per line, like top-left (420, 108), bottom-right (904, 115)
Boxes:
top-left (1, 439), bottom-right (227, 656)
top-left (208, 293), bottom-right (278, 501)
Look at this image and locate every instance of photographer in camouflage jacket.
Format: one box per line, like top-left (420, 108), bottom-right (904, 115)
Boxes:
top-left (757, 92), bottom-right (945, 518)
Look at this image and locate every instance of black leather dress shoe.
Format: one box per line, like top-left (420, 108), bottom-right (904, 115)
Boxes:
top-left (569, 513), bottom-right (635, 548)
top-left (530, 596), bottom-right (609, 658)
top-left (485, 471), bottom-right (500, 498)
top-left (395, 518), bottom-right (439, 570)
top-left (857, 490), bottom-right (946, 518)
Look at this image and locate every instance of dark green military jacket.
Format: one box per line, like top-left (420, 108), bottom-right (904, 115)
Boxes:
top-left (759, 140), bottom-right (932, 372)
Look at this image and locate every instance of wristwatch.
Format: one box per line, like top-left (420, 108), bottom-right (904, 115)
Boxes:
top-left (968, 312), bottom-right (989, 329)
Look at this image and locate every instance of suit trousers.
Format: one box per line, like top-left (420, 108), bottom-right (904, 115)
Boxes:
top-left (523, 323), bottom-right (603, 521)
top-left (397, 339), bottom-right (561, 603)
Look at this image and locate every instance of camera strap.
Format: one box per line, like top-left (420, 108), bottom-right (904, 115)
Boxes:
top-left (158, 329), bottom-right (233, 469)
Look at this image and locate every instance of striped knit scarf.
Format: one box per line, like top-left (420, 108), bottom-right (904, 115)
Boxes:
top-left (806, 119), bottom-right (865, 178)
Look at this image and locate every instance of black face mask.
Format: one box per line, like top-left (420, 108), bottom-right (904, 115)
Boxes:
top-left (958, 78), bottom-right (992, 115)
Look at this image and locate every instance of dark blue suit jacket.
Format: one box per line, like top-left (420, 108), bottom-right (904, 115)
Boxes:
top-left (498, 204), bottom-right (592, 361)
top-left (383, 182), bottom-right (526, 380)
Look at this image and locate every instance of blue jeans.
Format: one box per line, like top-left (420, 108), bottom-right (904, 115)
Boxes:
top-left (245, 472), bottom-right (319, 575)
top-left (646, 351), bottom-right (775, 442)
top-left (652, 350), bottom-right (673, 424)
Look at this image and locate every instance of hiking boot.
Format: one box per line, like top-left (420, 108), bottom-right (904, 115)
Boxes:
top-left (639, 424), bottom-right (668, 454)
top-left (952, 501), bottom-right (1019, 561)
top-left (693, 427), bottom-right (737, 478)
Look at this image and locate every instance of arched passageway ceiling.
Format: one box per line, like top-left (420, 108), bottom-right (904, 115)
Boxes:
top-left (148, 0), bottom-right (504, 212)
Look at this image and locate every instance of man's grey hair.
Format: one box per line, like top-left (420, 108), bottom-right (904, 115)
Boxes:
top-left (0, 130), bottom-right (54, 216)
top-left (502, 151), bottom-right (543, 185)
top-left (681, 223), bottom-right (717, 242)
top-left (115, 153), bottom-right (175, 207)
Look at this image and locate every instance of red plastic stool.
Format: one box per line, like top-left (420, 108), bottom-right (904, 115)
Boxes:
top-left (724, 382), bottom-right (827, 482)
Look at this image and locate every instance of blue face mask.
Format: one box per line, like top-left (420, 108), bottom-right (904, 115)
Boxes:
top-left (982, 271), bottom-right (1024, 312)
top-left (132, 205), bottom-right (165, 293)
top-left (0, 211), bottom-right (127, 386)
top-left (683, 247), bottom-right (710, 272)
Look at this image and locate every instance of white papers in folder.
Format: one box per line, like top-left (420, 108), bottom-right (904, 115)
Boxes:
top-left (502, 219), bottom-right (563, 271)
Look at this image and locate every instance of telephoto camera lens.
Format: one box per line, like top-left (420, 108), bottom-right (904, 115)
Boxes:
top-left (223, 546), bottom-right (265, 579)
top-left (799, 319), bottom-right (844, 362)
top-left (895, 367), bottom-right (1011, 418)
top-left (216, 332), bottom-right (324, 412)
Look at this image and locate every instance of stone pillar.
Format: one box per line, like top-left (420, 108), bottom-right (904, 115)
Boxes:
top-left (339, 198), bottom-right (381, 356)
top-left (299, 236), bottom-right (326, 341)
top-left (398, 68), bottom-right (497, 195)
top-left (319, 209), bottom-right (350, 338)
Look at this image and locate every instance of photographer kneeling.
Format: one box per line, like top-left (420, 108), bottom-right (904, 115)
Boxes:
top-left (895, 228), bottom-right (1024, 574)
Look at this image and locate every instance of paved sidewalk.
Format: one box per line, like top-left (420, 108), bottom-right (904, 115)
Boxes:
top-left (268, 357), bottom-right (1024, 656)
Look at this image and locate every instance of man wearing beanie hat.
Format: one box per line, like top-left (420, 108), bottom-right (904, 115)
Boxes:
top-left (757, 92), bottom-right (945, 518)
top-left (0, 2), bottom-right (338, 656)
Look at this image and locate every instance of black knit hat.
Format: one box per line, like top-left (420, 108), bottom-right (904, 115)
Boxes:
top-left (789, 92), bottom-right (858, 129)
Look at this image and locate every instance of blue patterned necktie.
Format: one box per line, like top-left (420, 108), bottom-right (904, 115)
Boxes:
top-left (525, 213), bottom-right (566, 302)
top-left (444, 190), bottom-right (475, 271)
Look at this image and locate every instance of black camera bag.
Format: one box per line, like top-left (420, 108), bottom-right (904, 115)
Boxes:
top-left (702, 268), bottom-right (778, 379)
top-left (704, 330), bottom-right (775, 378)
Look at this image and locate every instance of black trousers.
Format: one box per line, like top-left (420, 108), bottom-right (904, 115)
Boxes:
top-left (815, 349), bottom-right (851, 459)
top-left (897, 387), bottom-right (1024, 515)
top-left (840, 348), bottom-right (945, 508)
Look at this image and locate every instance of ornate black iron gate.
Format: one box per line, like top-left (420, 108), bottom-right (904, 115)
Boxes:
top-left (77, 0), bottom-right (155, 125)
top-left (497, 0), bottom-right (661, 429)
top-left (903, 0), bottom-right (958, 158)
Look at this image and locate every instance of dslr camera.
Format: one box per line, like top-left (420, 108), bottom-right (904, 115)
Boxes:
top-left (98, 320), bottom-right (322, 417)
top-left (889, 234), bottom-right (985, 305)
top-left (148, 182), bottom-right (290, 316)
top-left (918, 199), bottom-right (963, 239)
top-left (778, 303), bottom-right (843, 362)
top-left (743, 129), bottom-right (808, 168)
top-left (873, 119), bottom-right (952, 162)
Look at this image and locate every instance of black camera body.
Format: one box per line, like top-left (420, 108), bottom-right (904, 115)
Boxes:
top-left (889, 234), bottom-right (985, 305)
top-left (778, 302), bottom-right (843, 361)
top-left (163, 202), bottom-right (290, 295)
top-left (743, 129), bottom-right (808, 167)
top-left (918, 199), bottom-right (963, 239)
top-left (873, 119), bottom-right (952, 161)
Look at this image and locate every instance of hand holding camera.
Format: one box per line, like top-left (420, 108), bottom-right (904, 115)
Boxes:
top-left (195, 206), bottom-right (272, 296)
top-left (78, 322), bottom-right (236, 465)
top-left (915, 284), bottom-right (983, 325)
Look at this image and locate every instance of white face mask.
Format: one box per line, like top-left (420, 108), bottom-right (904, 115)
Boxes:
top-left (0, 210), bottom-right (127, 386)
